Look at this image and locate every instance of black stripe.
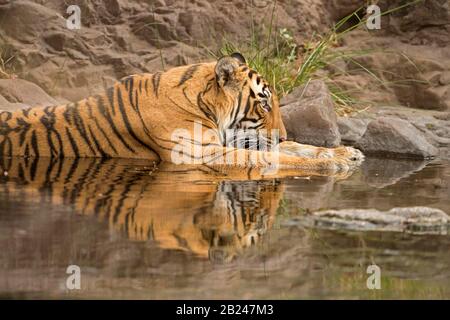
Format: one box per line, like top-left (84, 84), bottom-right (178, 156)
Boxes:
top-left (24, 144), bottom-right (30, 159)
top-left (44, 107), bottom-right (64, 158)
top-left (245, 123), bottom-right (264, 130)
top-left (41, 106), bottom-right (65, 158)
top-left (0, 136), bottom-right (12, 160)
top-left (16, 117), bottom-right (31, 147)
top-left (116, 88), bottom-right (155, 152)
top-left (152, 72), bottom-right (161, 97)
top-left (197, 93), bottom-right (217, 124)
top-left (105, 87), bottom-right (116, 116)
top-left (29, 157), bottom-right (38, 181)
top-left (134, 90), bottom-right (139, 111)
top-left (144, 79), bottom-right (149, 93)
top-left (177, 64), bottom-right (200, 87)
top-left (65, 127), bottom-right (80, 157)
top-left (61, 158), bottom-right (80, 200)
top-left (69, 104), bottom-right (97, 155)
top-left (241, 117), bottom-right (260, 123)
top-left (88, 125), bottom-right (109, 157)
top-left (228, 91), bottom-right (243, 129)
top-left (67, 158), bottom-right (101, 207)
top-left (112, 179), bottom-right (135, 224)
top-left (30, 130), bottom-right (39, 158)
top-left (93, 117), bottom-right (119, 155)
top-left (128, 78), bottom-right (138, 112)
top-left (97, 95), bottom-right (136, 153)
top-left (85, 100), bottom-right (118, 155)
top-left (243, 94), bottom-right (251, 114)
top-left (63, 103), bottom-right (76, 124)
top-left (22, 108), bottom-right (32, 118)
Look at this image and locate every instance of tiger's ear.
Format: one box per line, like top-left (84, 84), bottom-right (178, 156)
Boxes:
top-left (215, 56), bottom-right (240, 88)
top-left (230, 52), bottom-right (246, 64)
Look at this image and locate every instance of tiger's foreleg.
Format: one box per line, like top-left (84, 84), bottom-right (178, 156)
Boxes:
top-left (196, 145), bottom-right (357, 173)
top-left (278, 141), bottom-right (364, 165)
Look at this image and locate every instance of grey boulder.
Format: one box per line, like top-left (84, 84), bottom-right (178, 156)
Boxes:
top-left (281, 80), bottom-right (341, 147)
top-left (355, 116), bottom-right (438, 158)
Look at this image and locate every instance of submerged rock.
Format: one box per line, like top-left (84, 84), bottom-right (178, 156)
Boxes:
top-left (355, 117), bottom-right (438, 159)
top-left (281, 80), bottom-right (341, 147)
top-left (286, 207), bottom-right (449, 235)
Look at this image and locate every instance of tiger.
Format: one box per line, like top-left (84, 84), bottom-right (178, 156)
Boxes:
top-left (0, 156), bottom-right (346, 263)
top-left (0, 53), bottom-right (363, 174)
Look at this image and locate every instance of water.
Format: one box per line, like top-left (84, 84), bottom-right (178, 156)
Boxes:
top-left (0, 157), bottom-right (449, 299)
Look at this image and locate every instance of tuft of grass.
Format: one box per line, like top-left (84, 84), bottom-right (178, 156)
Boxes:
top-left (212, 0), bottom-right (424, 115)
top-left (0, 43), bottom-right (17, 79)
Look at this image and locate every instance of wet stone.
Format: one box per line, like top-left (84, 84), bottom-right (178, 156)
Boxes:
top-left (285, 206), bottom-right (449, 235)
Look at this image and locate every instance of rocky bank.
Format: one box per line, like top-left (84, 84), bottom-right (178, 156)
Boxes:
top-left (0, 0), bottom-right (449, 159)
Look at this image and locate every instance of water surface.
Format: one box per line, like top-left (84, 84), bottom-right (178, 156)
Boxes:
top-left (0, 157), bottom-right (449, 299)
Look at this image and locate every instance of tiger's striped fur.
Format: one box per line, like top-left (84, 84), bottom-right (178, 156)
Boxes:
top-left (0, 54), bottom-right (363, 172)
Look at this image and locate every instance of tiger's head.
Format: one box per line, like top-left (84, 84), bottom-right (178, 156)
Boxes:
top-left (207, 53), bottom-right (287, 149)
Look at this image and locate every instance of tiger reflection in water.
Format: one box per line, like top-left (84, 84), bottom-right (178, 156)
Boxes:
top-left (0, 157), bottom-right (343, 262)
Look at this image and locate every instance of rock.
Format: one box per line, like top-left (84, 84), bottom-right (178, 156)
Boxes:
top-left (330, 0), bottom-right (450, 46)
top-left (330, 0), bottom-right (450, 112)
top-left (353, 106), bottom-right (450, 159)
top-left (0, 79), bottom-right (58, 108)
top-left (392, 73), bottom-right (450, 111)
top-left (338, 33), bottom-right (450, 111)
top-left (380, 0), bottom-right (450, 46)
top-left (0, 0), bottom-right (337, 101)
top-left (328, 0), bottom-right (363, 21)
top-left (440, 72), bottom-right (450, 85)
top-left (0, 100), bottom-right (30, 112)
top-left (44, 32), bottom-right (67, 52)
top-left (0, 0), bottom-right (10, 9)
top-left (337, 117), bottom-right (368, 144)
top-left (355, 117), bottom-right (439, 158)
top-left (290, 207), bottom-right (449, 235)
top-left (0, 94), bottom-right (9, 106)
top-left (281, 80), bottom-right (341, 147)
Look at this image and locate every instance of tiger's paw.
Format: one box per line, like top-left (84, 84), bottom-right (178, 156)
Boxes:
top-left (332, 146), bottom-right (365, 168)
top-left (315, 147), bottom-right (364, 177)
top-left (278, 141), bottom-right (365, 167)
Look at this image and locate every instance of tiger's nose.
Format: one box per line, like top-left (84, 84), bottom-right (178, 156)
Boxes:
top-left (279, 137), bottom-right (287, 143)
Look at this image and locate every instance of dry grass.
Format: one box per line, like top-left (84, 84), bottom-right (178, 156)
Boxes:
top-left (0, 43), bottom-right (17, 79)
